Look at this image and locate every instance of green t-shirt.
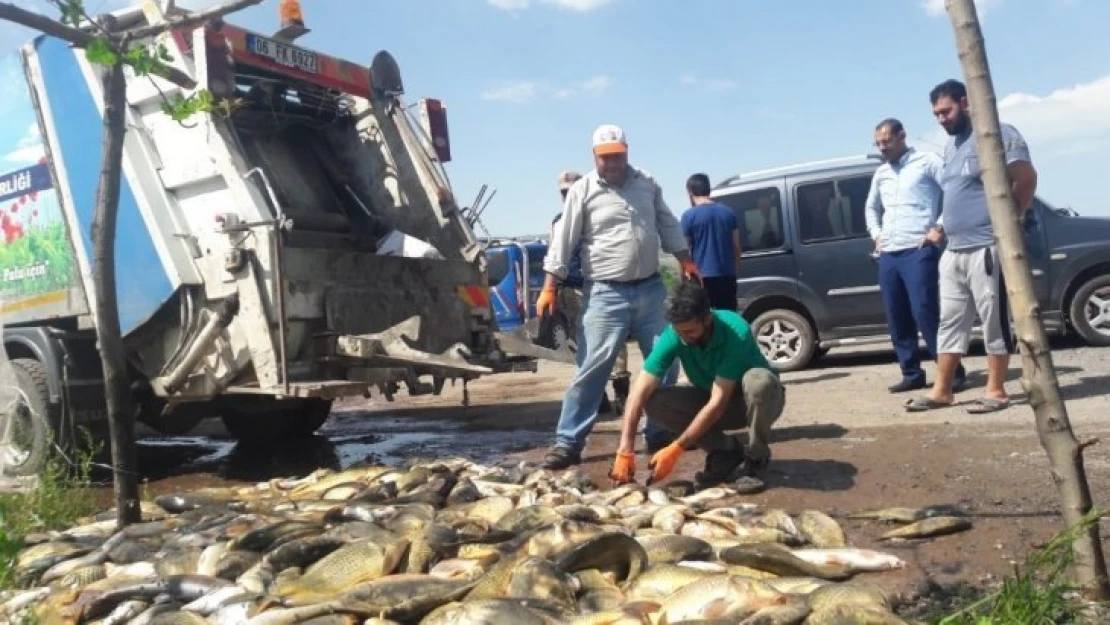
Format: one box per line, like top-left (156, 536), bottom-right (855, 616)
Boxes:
top-left (643, 310), bottom-right (776, 389)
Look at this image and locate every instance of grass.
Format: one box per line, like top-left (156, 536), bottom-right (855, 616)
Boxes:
top-left (0, 430), bottom-right (100, 590)
top-left (934, 507), bottom-right (1108, 625)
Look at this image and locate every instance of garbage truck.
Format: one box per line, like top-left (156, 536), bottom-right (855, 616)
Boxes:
top-left (0, 2), bottom-right (558, 476)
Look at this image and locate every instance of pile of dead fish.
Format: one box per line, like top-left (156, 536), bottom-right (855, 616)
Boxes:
top-left (1, 459), bottom-right (973, 624)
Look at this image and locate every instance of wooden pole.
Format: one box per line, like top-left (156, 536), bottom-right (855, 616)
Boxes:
top-left (944, 0), bottom-right (1109, 601)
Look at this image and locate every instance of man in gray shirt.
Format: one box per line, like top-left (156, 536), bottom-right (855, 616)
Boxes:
top-left (538, 124), bottom-right (701, 469)
top-left (906, 79), bottom-right (1038, 415)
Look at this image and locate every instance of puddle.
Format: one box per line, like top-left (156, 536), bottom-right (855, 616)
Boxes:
top-left (127, 407), bottom-right (555, 485)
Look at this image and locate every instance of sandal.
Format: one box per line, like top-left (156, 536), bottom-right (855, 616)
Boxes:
top-left (904, 396), bottom-right (952, 412)
top-left (966, 397), bottom-right (1010, 414)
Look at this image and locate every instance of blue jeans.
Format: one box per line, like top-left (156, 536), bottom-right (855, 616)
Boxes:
top-left (555, 275), bottom-right (676, 453)
top-left (879, 245), bottom-right (964, 384)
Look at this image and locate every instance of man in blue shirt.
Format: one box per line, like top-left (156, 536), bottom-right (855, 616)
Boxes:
top-left (906, 79), bottom-right (1038, 415)
top-left (865, 118), bottom-right (966, 394)
top-left (681, 173), bottom-right (742, 311)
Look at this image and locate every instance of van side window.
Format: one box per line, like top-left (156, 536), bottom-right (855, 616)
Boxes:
top-left (796, 175), bottom-right (872, 243)
top-left (715, 187), bottom-right (785, 253)
top-left (527, 248), bottom-right (546, 287)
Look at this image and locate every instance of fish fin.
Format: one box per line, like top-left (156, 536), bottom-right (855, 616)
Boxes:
top-left (699, 597), bottom-right (733, 618)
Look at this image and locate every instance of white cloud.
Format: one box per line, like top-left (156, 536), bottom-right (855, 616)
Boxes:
top-left (487, 0), bottom-right (530, 9)
top-left (3, 122), bottom-right (44, 166)
top-left (997, 75), bottom-right (1110, 154)
top-left (910, 74), bottom-right (1110, 159)
top-left (921, 0), bottom-right (1003, 18)
top-left (487, 0), bottom-right (613, 11)
top-left (482, 75), bottom-right (610, 103)
top-left (678, 73), bottom-right (739, 93)
top-left (542, 0), bottom-right (613, 11)
top-left (481, 81), bottom-right (540, 103)
top-left (578, 75), bottom-right (610, 95)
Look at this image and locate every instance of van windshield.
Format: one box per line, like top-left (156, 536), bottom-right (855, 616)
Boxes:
top-left (486, 249), bottom-right (511, 284)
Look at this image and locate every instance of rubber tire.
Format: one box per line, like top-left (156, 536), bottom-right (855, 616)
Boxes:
top-left (221, 398), bottom-right (332, 446)
top-left (539, 313), bottom-right (573, 352)
top-left (287, 399), bottom-right (333, 437)
top-left (1, 359), bottom-right (55, 477)
top-left (1069, 274), bottom-right (1110, 347)
top-left (751, 309), bottom-right (818, 373)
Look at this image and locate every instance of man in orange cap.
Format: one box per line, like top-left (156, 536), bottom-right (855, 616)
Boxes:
top-left (538, 124), bottom-right (701, 469)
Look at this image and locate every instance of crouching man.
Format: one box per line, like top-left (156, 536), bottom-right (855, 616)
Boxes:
top-left (608, 281), bottom-right (785, 494)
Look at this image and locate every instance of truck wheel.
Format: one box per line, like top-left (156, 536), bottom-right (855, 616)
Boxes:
top-left (221, 399), bottom-right (331, 446)
top-left (1069, 274), bottom-right (1110, 347)
top-left (287, 399), bottom-right (333, 437)
top-left (220, 409), bottom-right (278, 446)
top-left (0, 359), bottom-right (55, 477)
top-left (751, 309), bottom-right (817, 373)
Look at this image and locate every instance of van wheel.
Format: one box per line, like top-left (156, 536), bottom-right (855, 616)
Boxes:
top-left (751, 309), bottom-right (817, 373)
top-left (1069, 274), bottom-right (1110, 347)
top-left (0, 359), bottom-right (55, 477)
top-left (540, 313), bottom-right (574, 353)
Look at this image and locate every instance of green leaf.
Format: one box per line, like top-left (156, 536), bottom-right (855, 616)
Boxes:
top-left (158, 90), bottom-right (217, 123)
top-left (84, 37), bottom-right (118, 66)
top-left (58, 0), bottom-right (85, 27)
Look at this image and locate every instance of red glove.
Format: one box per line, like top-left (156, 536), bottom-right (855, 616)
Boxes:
top-left (680, 259), bottom-right (703, 284)
top-left (536, 288), bottom-right (557, 317)
top-left (609, 450), bottom-right (636, 485)
top-left (648, 442), bottom-right (684, 484)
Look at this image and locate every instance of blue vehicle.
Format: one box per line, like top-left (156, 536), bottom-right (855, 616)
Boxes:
top-left (483, 239), bottom-right (576, 351)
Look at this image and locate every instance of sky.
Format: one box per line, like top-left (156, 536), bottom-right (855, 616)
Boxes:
top-left (1, 0), bottom-right (1108, 238)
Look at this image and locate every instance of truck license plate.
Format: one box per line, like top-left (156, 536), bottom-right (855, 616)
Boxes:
top-left (245, 34), bottom-right (319, 74)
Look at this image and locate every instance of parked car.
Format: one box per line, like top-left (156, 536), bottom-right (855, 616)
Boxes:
top-left (711, 154), bottom-right (1110, 372)
top-left (483, 239), bottom-right (575, 351)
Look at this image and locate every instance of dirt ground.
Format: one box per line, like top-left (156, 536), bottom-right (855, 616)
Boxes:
top-left (121, 338), bottom-right (1110, 613)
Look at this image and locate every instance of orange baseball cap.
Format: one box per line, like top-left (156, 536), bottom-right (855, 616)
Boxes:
top-left (592, 124), bottom-right (628, 155)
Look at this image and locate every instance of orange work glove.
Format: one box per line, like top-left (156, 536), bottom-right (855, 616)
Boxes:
top-left (648, 442), bottom-right (685, 485)
top-left (609, 450), bottom-right (636, 485)
top-left (536, 288), bottom-right (557, 317)
top-left (680, 259), bottom-right (703, 285)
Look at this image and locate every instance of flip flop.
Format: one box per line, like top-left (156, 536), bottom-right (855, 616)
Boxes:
top-left (966, 397), bottom-right (1010, 414)
top-left (904, 396), bottom-right (953, 412)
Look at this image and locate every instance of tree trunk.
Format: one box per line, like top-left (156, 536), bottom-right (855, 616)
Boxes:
top-left (945, 0), bottom-right (1109, 601)
top-left (92, 61), bottom-right (141, 527)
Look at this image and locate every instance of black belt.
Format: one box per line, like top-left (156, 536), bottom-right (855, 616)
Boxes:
top-left (592, 273), bottom-right (659, 287)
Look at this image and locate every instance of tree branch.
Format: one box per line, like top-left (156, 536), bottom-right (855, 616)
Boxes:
top-left (127, 0), bottom-right (264, 39)
top-left (0, 2), bottom-right (95, 47)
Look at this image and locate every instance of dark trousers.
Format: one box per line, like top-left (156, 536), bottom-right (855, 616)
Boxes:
top-left (702, 275), bottom-right (738, 311)
top-left (879, 246), bottom-right (942, 384)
